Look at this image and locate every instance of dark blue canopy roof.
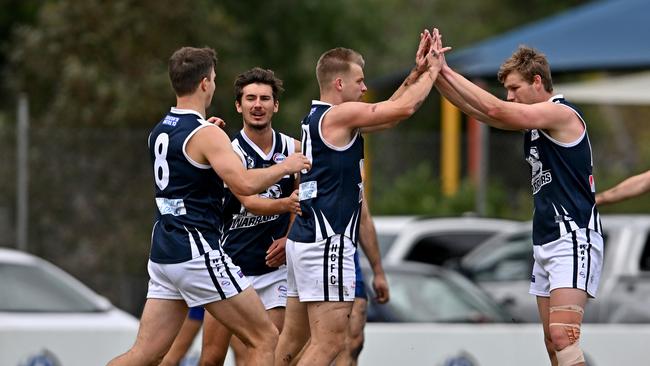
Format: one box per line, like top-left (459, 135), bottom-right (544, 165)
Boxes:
top-left (372, 0), bottom-right (650, 86)
top-left (449, 0), bottom-right (650, 77)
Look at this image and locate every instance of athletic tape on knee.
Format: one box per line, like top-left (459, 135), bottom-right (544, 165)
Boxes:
top-left (550, 304), bottom-right (585, 365)
top-left (549, 304), bottom-right (584, 344)
top-left (555, 342), bottom-right (585, 366)
top-left (549, 305), bottom-right (584, 316)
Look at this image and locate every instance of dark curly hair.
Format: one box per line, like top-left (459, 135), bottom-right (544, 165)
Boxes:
top-left (234, 67), bottom-right (284, 103)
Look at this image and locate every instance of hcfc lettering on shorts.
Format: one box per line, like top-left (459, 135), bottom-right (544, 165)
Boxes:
top-left (329, 241), bottom-right (339, 285)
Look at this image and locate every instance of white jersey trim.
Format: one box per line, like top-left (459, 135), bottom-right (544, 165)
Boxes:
top-left (182, 123), bottom-right (215, 169)
top-left (172, 107), bottom-right (214, 169)
top-left (240, 129), bottom-right (276, 160)
top-left (314, 101), bottom-right (360, 152)
top-left (231, 139), bottom-right (248, 167)
top-left (538, 95), bottom-right (586, 148)
top-left (170, 107), bottom-right (205, 119)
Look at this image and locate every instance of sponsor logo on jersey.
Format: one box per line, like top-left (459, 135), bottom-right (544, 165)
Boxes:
top-left (554, 214), bottom-right (573, 223)
top-left (589, 174), bottom-right (595, 192)
top-left (156, 198), bottom-right (187, 216)
top-left (299, 181), bottom-right (317, 201)
top-left (163, 115), bottom-right (179, 126)
top-left (272, 152), bottom-right (286, 164)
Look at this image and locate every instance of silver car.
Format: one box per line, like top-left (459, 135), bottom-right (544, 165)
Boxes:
top-left (459, 214), bottom-right (650, 323)
top-left (383, 216), bottom-right (523, 266)
top-left (364, 261), bottom-right (514, 323)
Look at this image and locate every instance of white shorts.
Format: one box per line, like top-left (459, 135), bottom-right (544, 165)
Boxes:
top-left (248, 266), bottom-right (288, 310)
top-left (286, 234), bottom-right (356, 302)
top-left (147, 249), bottom-right (250, 307)
top-left (529, 228), bottom-right (603, 298)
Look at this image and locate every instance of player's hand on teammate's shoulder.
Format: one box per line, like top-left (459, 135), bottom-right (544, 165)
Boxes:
top-left (206, 116), bottom-right (226, 128)
top-left (282, 153), bottom-right (311, 174)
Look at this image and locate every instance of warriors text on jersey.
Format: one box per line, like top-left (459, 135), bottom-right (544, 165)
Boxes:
top-left (288, 100), bottom-right (364, 244)
top-left (148, 108), bottom-right (224, 264)
top-left (524, 95), bottom-right (602, 245)
top-left (221, 130), bottom-right (296, 276)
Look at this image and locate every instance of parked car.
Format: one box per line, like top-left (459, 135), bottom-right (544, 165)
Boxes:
top-left (0, 247), bottom-right (139, 366)
top-left (364, 261), bottom-right (514, 323)
top-left (459, 214), bottom-right (650, 323)
top-left (372, 215), bottom-right (418, 255)
top-left (382, 216), bottom-right (524, 266)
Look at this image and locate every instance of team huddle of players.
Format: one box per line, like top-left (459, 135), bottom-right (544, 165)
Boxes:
top-left (106, 28), bottom-right (646, 366)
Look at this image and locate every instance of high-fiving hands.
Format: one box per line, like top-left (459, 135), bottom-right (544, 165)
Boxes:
top-left (426, 28), bottom-right (452, 74)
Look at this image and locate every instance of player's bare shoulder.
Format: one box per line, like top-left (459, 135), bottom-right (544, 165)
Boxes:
top-left (185, 122), bottom-right (228, 164)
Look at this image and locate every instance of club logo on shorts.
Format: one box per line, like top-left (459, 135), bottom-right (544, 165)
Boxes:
top-left (221, 280), bottom-right (231, 286)
top-left (237, 270), bottom-right (244, 278)
top-left (278, 285), bottom-right (287, 298)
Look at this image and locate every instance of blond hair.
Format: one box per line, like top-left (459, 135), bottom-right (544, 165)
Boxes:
top-left (316, 47), bottom-right (365, 90)
top-left (498, 46), bottom-right (553, 93)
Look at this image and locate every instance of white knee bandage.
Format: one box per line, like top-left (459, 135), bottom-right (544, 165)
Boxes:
top-left (555, 342), bottom-right (585, 366)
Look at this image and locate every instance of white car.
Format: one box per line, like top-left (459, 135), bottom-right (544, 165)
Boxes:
top-left (372, 215), bottom-right (418, 255)
top-left (0, 247), bottom-right (139, 366)
top-left (383, 216), bottom-right (525, 266)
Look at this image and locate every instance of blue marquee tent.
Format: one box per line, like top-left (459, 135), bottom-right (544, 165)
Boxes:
top-left (372, 0), bottom-right (650, 86)
top-left (449, 0), bottom-right (650, 78)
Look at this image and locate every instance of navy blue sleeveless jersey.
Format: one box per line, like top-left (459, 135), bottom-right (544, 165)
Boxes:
top-left (288, 100), bottom-right (364, 244)
top-left (148, 108), bottom-right (224, 264)
top-left (221, 130), bottom-right (296, 275)
top-left (524, 95), bottom-right (602, 245)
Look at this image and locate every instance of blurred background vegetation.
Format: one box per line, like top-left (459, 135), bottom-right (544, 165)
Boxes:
top-left (2, 0), bottom-right (648, 315)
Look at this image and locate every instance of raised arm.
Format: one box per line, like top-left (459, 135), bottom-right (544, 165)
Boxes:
top-left (388, 31), bottom-right (433, 102)
top-left (432, 29), bottom-right (574, 132)
top-left (432, 31), bottom-right (498, 125)
top-left (596, 170), bottom-right (650, 206)
top-left (329, 30), bottom-right (448, 133)
top-left (188, 126), bottom-right (310, 196)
